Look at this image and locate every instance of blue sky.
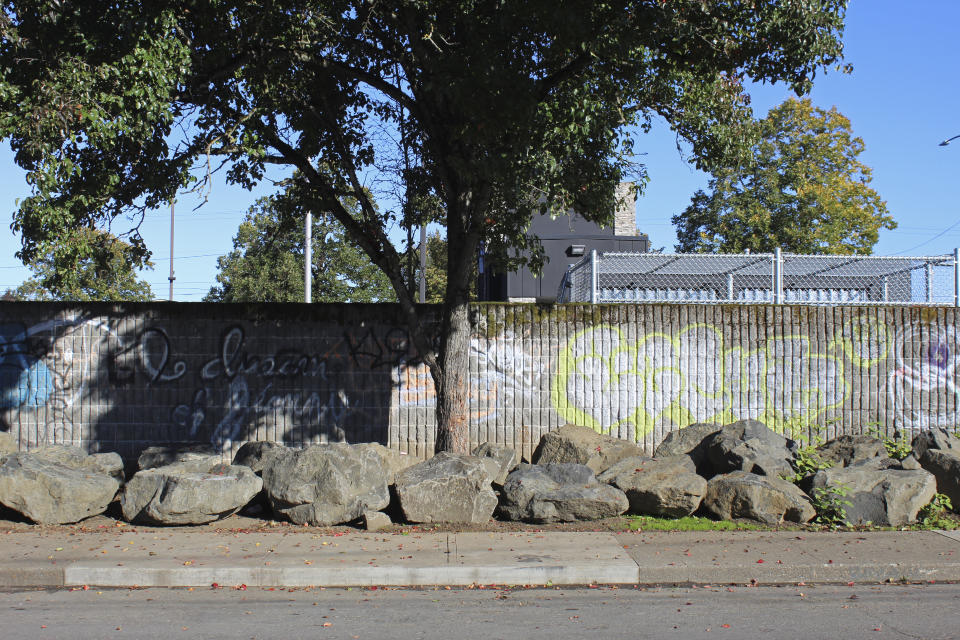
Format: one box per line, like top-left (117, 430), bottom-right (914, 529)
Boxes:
top-left (2, 0), bottom-right (959, 300)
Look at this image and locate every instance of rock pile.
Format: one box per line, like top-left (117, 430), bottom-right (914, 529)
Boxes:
top-left (0, 421), bottom-right (955, 528)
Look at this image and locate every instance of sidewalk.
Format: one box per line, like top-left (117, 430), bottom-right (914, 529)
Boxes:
top-left (2, 524), bottom-right (959, 589)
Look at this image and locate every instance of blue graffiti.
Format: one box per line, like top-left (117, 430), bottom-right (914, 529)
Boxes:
top-left (0, 323), bottom-right (53, 408)
top-left (927, 339), bottom-right (950, 370)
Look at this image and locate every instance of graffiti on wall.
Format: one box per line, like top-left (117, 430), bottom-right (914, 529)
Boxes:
top-left (551, 321), bottom-right (890, 440)
top-left (5, 305), bottom-right (960, 454)
top-left (393, 331), bottom-right (544, 425)
top-left (887, 324), bottom-right (960, 431)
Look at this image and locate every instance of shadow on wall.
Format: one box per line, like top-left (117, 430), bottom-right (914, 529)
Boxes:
top-left (0, 303), bottom-right (423, 462)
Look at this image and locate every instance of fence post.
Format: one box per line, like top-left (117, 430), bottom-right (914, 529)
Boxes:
top-left (954, 248), bottom-right (959, 308)
top-left (926, 261), bottom-right (934, 303)
top-left (773, 248), bottom-right (783, 304)
top-left (590, 249), bottom-right (598, 304)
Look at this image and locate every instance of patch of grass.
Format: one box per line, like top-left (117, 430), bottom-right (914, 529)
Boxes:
top-left (621, 515), bottom-right (771, 532)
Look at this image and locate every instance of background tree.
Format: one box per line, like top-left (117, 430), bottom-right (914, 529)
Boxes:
top-left (0, 1), bottom-right (848, 452)
top-left (205, 190), bottom-right (394, 303)
top-left (421, 231), bottom-right (475, 303)
top-left (674, 97), bottom-right (895, 254)
top-left (10, 228), bottom-right (153, 301)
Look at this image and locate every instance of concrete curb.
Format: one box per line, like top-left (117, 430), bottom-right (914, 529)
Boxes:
top-left (62, 561), bottom-right (639, 588)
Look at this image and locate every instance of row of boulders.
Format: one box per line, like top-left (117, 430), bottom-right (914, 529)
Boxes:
top-left (0, 421), bottom-right (958, 527)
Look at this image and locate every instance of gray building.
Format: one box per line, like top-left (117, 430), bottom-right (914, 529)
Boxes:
top-left (477, 183), bottom-right (650, 302)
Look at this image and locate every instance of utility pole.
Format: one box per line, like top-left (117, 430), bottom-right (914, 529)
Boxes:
top-left (168, 200), bottom-right (175, 301)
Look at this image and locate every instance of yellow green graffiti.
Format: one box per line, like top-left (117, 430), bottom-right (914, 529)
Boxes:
top-left (552, 320), bottom-right (882, 441)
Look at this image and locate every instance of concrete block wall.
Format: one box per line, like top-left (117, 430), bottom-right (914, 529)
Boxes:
top-left (0, 302), bottom-right (954, 462)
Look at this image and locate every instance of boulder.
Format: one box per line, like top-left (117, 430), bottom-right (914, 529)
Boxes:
top-left (654, 423), bottom-right (722, 475)
top-left (0, 431), bottom-right (16, 457)
top-left (395, 452), bottom-right (497, 523)
top-left (351, 443), bottom-right (418, 485)
top-left (809, 465), bottom-right (937, 527)
top-left (703, 471), bottom-right (815, 524)
top-left (705, 420), bottom-right (797, 478)
top-left (498, 463), bottom-right (629, 523)
top-left (121, 458), bottom-right (262, 525)
top-left (816, 435), bottom-right (887, 468)
top-left (262, 444), bottom-right (390, 526)
top-left (31, 445), bottom-right (124, 481)
top-left (363, 510), bottom-right (392, 531)
top-left (899, 455), bottom-right (923, 471)
top-left (232, 441), bottom-right (290, 475)
top-left (532, 424), bottom-right (645, 474)
top-left (0, 451), bottom-right (120, 524)
top-left (598, 455), bottom-right (706, 518)
top-left (138, 444), bottom-right (219, 470)
top-left (471, 443), bottom-right (519, 486)
top-left (912, 428), bottom-right (960, 508)
top-left (912, 428), bottom-right (960, 459)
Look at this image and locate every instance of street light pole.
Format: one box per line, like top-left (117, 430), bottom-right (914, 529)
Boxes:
top-left (305, 212), bottom-right (312, 303)
top-left (168, 200), bottom-right (175, 301)
top-left (939, 134), bottom-right (960, 147)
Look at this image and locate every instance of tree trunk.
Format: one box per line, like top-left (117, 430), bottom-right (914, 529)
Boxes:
top-left (433, 299), bottom-right (471, 454)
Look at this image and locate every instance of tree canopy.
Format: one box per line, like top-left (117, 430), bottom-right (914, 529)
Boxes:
top-left (205, 189), bottom-right (394, 303)
top-left (9, 228), bottom-right (153, 301)
top-left (0, 1), bottom-right (849, 451)
top-left (673, 97), bottom-right (894, 254)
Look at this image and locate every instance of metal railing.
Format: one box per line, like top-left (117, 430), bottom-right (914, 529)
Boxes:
top-left (557, 249), bottom-right (960, 306)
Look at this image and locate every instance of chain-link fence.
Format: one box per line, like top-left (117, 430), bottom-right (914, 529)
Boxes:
top-left (557, 250), bottom-right (960, 306)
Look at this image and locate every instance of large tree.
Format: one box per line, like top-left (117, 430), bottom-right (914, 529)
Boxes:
top-left (205, 189), bottom-right (394, 303)
top-left (11, 228), bottom-right (153, 301)
top-left (0, 1), bottom-right (847, 452)
top-left (674, 97), bottom-right (895, 254)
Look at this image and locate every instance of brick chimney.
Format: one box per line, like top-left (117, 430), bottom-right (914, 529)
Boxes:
top-left (613, 182), bottom-right (637, 236)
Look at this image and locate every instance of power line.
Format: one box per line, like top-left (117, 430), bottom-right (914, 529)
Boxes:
top-left (885, 217), bottom-right (960, 256)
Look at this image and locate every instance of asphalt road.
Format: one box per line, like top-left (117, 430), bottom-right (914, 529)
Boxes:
top-left (3, 583), bottom-right (959, 639)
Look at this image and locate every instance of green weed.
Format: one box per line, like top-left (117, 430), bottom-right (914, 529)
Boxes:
top-left (866, 426), bottom-right (912, 460)
top-left (914, 494), bottom-right (958, 530)
top-left (811, 484), bottom-right (852, 528)
top-left (784, 443), bottom-right (833, 484)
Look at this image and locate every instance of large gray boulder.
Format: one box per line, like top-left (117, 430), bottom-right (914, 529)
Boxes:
top-left (809, 464), bottom-right (937, 527)
top-left (471, 443), bottom-right (519, 486)
top-left (138, 445), bottom-right (219, 470)
top-left (31, 445), bottom-right (124, 481)
top-left (912, 428), bottom-right (960, 459)
top-left (232, 441), bottom-right (290, 475)
top-left (351, 443), bottom-right (418, 485)
top-left (0, 451), bottom-right (120, 524)
top-left (532, 424), bottom-right (645, 474)
top-left (816, 435), bottom-right (887, 468)
top-left (912, 428), bottom-right (960, 509)
top-left (395, 452), bottom-right (497, 523)
top-left (122, 458), bottom-right (262, 525)
top-left (703, 471), bottom-right (815, 524)
top-left (498, 463), bottom-right (628, 523)
top-left (262, 444), bottom-right (390, 525)
top-left (0, 431), bottom-right (16, 457)
top-left (706, 420), bottom-right (797, 478)
top-left (598, 455), bottom-right (706, 518)
top-left (654, 423), bottom-right (722, 475)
